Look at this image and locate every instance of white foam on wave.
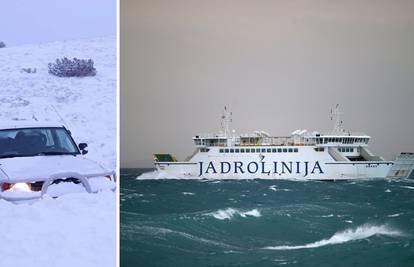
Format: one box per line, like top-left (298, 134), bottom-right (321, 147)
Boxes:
top-left (401, 185), bottom-right (414, 190)
top-left (134, 226), bottom-right (237, 249)
top-left (136, 171), bottom-right (182, 180)
top-left (387, 213), bottom-right (402, 218)
top-left (208, 208), bottom-right (262, 220)
top-left (182, 192), bottom-right (195, 195)
top-left (269, 185), bottom-right (291, 192)
top-left (264, 224), bottom-right (403, 250)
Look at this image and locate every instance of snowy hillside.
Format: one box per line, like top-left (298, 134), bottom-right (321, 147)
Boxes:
top-left (0, 36), bottom-right (116, 169)
top-left (0, 37), bottom-right (116, 267)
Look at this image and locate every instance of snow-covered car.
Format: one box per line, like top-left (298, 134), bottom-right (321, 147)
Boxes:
top-left (0, 122), bottom-right (116, 201)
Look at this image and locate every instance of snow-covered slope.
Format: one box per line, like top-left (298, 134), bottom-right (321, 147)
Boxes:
top-left (0, 37), bottom-right (116, 267)
top-left (0, 36), bottom-right (116, 169)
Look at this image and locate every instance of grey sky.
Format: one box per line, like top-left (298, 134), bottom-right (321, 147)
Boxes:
top-left (0, 0), bottom-right (116, 45)
top-left (121, 0), bottom-right (414, 168)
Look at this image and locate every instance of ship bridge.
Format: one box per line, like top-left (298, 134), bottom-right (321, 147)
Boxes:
top-left (189, 105), bottom-right (386, 163)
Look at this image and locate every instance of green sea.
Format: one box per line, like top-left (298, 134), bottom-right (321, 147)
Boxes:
top-left (121, 168), bottom-right (414, 267)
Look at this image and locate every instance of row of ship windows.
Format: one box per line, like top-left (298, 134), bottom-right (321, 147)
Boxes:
top-left (338, 147), bottom-right (355, 153)
top-left (218, 148), bottom-right (299, 153)
top-left (200, 147), bottom-right (353, 153)
top-left (316, 137), bottom-right (368, 144)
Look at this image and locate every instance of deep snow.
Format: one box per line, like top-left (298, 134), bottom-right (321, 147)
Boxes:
top-left (0, 36), bottom-right (116, 267)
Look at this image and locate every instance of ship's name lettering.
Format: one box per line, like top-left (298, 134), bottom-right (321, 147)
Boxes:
top-left (198, 161), bottom-right (323, 177)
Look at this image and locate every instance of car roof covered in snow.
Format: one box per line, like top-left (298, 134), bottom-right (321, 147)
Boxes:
top-left (0, 121), bottom-right (66, 130)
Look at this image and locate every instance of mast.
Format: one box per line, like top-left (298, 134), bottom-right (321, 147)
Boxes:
top-left (330, 104), bottom-right (344, 133)
top-left (220, 106), bottom-right (232, 137)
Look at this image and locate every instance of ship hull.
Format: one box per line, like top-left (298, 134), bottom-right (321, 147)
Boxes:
top-left (154, 147), bottom-right (393, 180)
top-left (155, 162), bottom-right (392, 180)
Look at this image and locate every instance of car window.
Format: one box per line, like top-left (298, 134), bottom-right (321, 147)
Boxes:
top-left (55, 129), bottom-right (78, 152)
top-left (0, 127), bottom-right (79, 158)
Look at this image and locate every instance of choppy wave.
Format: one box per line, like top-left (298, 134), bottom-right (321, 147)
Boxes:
top-left (207, 208), bottom-right (261, 220)
top-left (400, 186), bottom-right (414, 190)
top-left (321, 214), bottom-right (335, 218)
top-left (269, 185), bottom-right (291, 192)
top-left (387, 213), bottom-right (402, 217)
top-left (264, 224), bottom-right (403, 250)
top-left (136, 171), bottom-right (182, 180)
top-left (129, 225), bottom-right (237, 249)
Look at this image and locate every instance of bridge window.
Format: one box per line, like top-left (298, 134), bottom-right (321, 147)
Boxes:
top-left (230, 149), bottom-right (234, 153)
top-left (267, 148), bottom-right (271, 153)
top-left (240, 148), bottom-right (245, 153)
top-left (288, 148), bottom-right (293, 153)
top-left (294, 148), bottom-right (298, 152)
top-left (283, 148), bottom-right (287, 153)
top-left (261, 148), bottom-right (266, 153)
top-left (314, 147), bottom-right (324, 152)
top-left (225, 149), bottom-right (229, 153)
top-left (272, 148), bottom-right (277, 153)
top-left (235, 149), bottom-right (239, 153)
top-left (246, 148), bottom-right (250, 153)
top-left (219, 149), bottom-right (224, 153)
top-left (278, 148), bottom-right (282, 153)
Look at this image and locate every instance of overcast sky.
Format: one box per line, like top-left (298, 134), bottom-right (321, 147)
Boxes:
top-left (121, 0), bottom-right (414, 168)
top-left (0, 0), bottom-right (116, 45)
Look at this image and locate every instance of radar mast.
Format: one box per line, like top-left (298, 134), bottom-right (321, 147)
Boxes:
top-left (220, 106), bottom-right (233, 137)
top-left (330, 104), bottom-right (345, 133)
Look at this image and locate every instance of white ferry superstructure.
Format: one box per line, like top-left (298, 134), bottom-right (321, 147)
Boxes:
top-left (153, 106), bottom-right (413, 180)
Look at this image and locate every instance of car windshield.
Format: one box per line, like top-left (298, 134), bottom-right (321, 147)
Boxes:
top-left (0, 127), bottom-right (80, 158)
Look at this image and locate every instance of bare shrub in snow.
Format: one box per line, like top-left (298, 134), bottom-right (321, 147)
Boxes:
top-left (21, 67), bottom-right (37, 74)
top-left (0, 42), bottom-right (5, 48)
top-left (48, 57), bottom-right (96, 77)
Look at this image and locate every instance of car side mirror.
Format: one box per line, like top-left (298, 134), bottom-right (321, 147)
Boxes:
top-left (78, 143), bottom-right (88, 155)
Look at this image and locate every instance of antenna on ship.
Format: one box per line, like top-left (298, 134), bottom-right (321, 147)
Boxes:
top-left (221, 106), bottom-right (232, 137)
top-left (331, 104), bottom-right (344, 133)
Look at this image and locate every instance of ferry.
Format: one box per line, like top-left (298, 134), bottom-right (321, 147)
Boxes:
top-left (153, 106), bottom-right (414, 180)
